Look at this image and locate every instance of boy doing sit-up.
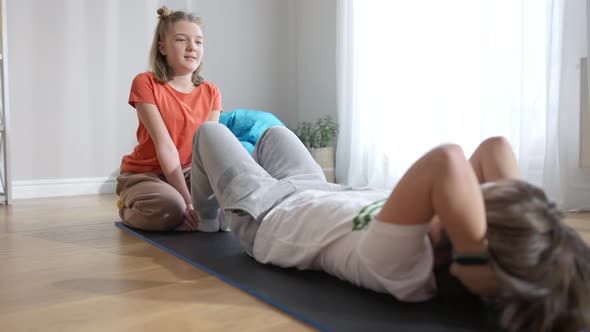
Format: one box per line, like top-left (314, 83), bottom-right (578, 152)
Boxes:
top-left (190, 122), bottom-right (589, 332)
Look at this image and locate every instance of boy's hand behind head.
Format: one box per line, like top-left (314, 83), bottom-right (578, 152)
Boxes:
top-left (450, 262), bottom-right (501, 298)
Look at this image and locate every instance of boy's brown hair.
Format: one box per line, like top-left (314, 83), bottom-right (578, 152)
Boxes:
top-left (483, 180), bottom-right (590, 332)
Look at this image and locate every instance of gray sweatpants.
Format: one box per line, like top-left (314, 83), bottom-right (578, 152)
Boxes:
top-left (190, 122), bottom-right (341, 254)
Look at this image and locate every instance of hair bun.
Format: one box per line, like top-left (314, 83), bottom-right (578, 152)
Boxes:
top-left (157, 6), bottom-right (172, 19)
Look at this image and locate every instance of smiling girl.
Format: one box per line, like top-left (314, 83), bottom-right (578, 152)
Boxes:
top-left (117, 6), bottom-right (223, 232)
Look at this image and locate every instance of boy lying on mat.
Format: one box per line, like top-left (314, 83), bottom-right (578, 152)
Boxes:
top-left (190, 122), bottom-right (589, 332)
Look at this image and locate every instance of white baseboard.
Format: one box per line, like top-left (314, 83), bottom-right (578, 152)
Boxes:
top-left (13, 177), bottom-right (117, 200)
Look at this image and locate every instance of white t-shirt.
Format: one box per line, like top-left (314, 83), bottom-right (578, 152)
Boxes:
top-left (253, 189), bottom-right (437, 302)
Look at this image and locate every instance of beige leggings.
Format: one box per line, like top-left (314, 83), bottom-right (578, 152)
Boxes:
top-left (116, 169), bottom-right (190, 231)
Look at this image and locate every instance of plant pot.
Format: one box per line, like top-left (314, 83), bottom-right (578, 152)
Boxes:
top-left (310, 146), bottom-right (335, 183)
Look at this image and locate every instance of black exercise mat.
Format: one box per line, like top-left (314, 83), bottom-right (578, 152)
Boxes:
top-left (116, 222), bottom-right (502, 332)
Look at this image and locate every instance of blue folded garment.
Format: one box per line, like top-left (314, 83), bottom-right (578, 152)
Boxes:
top-left (219, 109), bottom-right (285, 154)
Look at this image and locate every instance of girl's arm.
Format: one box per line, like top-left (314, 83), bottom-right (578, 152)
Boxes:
top-left (208, 110), bottom-right (221, 122)
top-left (135, 102), bottom-right (198, 230)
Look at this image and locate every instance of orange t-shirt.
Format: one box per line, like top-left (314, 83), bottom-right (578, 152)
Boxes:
top-left (120, 72), bottom-right (222, 174)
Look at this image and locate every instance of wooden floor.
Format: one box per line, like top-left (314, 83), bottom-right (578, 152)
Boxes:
top-left (0, 194), bottom-right (588, 332)
top-left (0, 194), bottom-right (311, 332)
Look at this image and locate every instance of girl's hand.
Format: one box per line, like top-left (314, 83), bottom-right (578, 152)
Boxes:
top-left (183, 204), bottom-right (199, 231)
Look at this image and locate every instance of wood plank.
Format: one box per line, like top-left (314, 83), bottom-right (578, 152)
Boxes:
top-left (0, 194), bottom-right (588, 331)
top-left (0, 194), bottom-right (311, 332)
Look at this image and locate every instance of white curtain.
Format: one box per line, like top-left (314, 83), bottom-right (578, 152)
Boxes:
top-left (544, 0), bottom-right (590, 210)
top-left (336, 0), bottom-right (590, 210)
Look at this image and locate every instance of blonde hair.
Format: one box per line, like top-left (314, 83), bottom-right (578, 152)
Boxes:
top-left (149, 6), bottom-right (204, 85)
top-left (483, 180), bottom-right (590, 332)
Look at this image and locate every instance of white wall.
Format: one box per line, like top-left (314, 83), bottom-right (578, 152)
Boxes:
top-left (5, 0), bottom-right (338, 198)
top-left (554, 0), bottom-right (590, 210)
top-left (191, 0), bottom-right (298, 125)
top-left (293, 0), bottom-right (338, 124)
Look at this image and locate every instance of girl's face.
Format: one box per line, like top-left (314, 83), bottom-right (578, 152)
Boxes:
top-left (159, 20), bottom-right (203, 77)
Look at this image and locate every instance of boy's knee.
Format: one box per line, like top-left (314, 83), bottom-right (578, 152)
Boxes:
top-left (195, 121), bottom-right (223, 137)
top-left (259, 126), bottom-right (293, 145)
top-left (193, 122), bottom-right (227, 146)
top-left (266, 125), bottom-right (289, 134)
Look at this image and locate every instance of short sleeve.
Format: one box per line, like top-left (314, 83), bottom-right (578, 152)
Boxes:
top-left (211, 84), bottom-right (222, 111)
top-left (128, 73), bottom-right (156, 108)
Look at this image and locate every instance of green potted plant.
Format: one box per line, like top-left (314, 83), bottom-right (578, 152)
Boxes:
top-left (293, 116), bottom-right (338, 183)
